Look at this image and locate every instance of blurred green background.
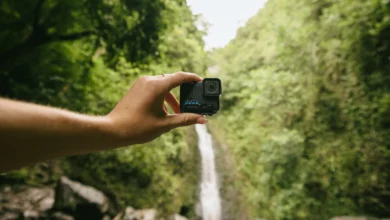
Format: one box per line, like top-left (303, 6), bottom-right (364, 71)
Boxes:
top-left (1, 0), bottom-right (390, 219)
top-left (0, 0), bottom-right (206, 218)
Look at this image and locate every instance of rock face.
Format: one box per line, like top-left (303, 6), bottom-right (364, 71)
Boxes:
top-left (54, 176), bottom-right (110, 219)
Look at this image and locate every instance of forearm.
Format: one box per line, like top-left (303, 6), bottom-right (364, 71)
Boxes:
top-left (0, 72), bottom-right (205, 173)
top-left (0, 98), bottom-right (118, 172)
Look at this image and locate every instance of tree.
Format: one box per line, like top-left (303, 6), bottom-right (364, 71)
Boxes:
top-left (211, 0), bottom-right (390, 219)
top-left (0, 0), bottom-right (207, 217)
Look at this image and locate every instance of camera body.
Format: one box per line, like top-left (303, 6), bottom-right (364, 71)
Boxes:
top-left (180, 78), bottom-right (221, 116)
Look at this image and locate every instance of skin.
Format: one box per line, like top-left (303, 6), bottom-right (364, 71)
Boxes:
top-left (0, 72), bottom-right (207, 173)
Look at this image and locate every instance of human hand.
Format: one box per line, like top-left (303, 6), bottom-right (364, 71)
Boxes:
top-left (107, 72), bottom-right (207, 146)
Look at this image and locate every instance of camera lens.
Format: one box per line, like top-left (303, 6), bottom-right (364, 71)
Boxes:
top-left (208, 83), bottom-right (216, 91)
top-left (204, 79), bottom-right (220, 95)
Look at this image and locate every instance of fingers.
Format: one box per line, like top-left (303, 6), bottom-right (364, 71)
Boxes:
top-left (164, 92), bottom-right (180, 114)
top-left (160, 72), bottom-right (202, 91)
top-left (163, 103), bottom-right (168, 115)
top-left (163, 113), bottom-right (207, 130)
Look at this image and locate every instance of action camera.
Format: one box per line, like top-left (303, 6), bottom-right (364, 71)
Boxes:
top-left (180, 78), bottom-right (221, 116)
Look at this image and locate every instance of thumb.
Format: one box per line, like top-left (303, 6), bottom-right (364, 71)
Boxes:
top-left (164, 113), bottom-right (207, 129)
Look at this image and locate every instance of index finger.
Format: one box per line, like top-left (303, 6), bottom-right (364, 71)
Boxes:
top-left (164, 92), bottom-right (180, 114)
top-left (161, 72), bottom-right (202, 91)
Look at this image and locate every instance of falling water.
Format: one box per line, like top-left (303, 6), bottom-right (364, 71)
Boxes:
top-left (195, 124), bottom-right (222, 220)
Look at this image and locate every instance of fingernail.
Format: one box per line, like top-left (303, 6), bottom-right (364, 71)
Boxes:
top-left (196, 117), bottom-right (208, 124)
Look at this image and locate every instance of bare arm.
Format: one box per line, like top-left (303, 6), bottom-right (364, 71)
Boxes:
top-left (0, 72), bottom-right (207, 173)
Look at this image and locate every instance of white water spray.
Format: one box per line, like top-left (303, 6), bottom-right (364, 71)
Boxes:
top-left (195, 124), bottom-right (222, 220)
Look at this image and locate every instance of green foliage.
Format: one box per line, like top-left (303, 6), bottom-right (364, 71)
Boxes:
top-left (212, 0), bottom-right (390, 219)
top-left (4, 0), bottom-right (390, 218)
top-left (0, 0), bottom-right (206, 217)
top-left (64, 128), bottom-right (199, 215)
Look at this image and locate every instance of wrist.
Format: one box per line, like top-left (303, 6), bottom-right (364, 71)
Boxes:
top-left (87, 115), bottom-right (125, 150)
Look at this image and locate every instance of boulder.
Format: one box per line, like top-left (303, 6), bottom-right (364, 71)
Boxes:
top-left (0, 186), bottom-right (54, 219)
top-left (23, 210), bottom-right (40, 218)
top-left (330, 217), bottom-right (379, 220)
top-left (54, 176), bottom-right (109, 219)
top-left (122, 207), bottom-right (157, 220)
top-left (168, 214), bottom-right (188, 220)
top-left (0, 212), bottom-right (20, 220)
top-left (1, 180), bottom-right (188, 220)
top-left (50, 212), bottom-right (75, 220)
top-left (120, 207), bottom-right (188, 220)
top-left (102, 215), bottom-right (111, 220)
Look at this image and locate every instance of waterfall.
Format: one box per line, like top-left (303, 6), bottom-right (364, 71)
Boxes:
top-left (195, 124), bottom-right (222, 220)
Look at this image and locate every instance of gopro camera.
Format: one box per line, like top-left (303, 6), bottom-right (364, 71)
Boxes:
top-left (180, 78), bottom-right (222, 116)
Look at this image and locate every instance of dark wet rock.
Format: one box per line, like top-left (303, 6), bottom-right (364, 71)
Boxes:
top-left (53, 176), bottom-right (109, 219)
top-left (1, 178), bottom-right (188, 220)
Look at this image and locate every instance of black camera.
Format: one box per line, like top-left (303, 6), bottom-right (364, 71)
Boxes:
top-left (180, 78), bottom-right (222, 116)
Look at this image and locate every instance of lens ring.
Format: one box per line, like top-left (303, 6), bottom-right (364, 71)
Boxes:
top-left (208, 84), bottom-right (216, 91)
top-left (204, 80), bottom-right (220, 95)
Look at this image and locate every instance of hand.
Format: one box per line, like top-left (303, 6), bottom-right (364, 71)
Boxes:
top-left (107, 72), bottom-right (207, 146)
top-left (0, 72), bottom-right (206, 171)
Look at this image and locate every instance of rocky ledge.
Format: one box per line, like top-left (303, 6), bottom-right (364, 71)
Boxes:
top-left (0, 176), bottom-right (187, 220)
